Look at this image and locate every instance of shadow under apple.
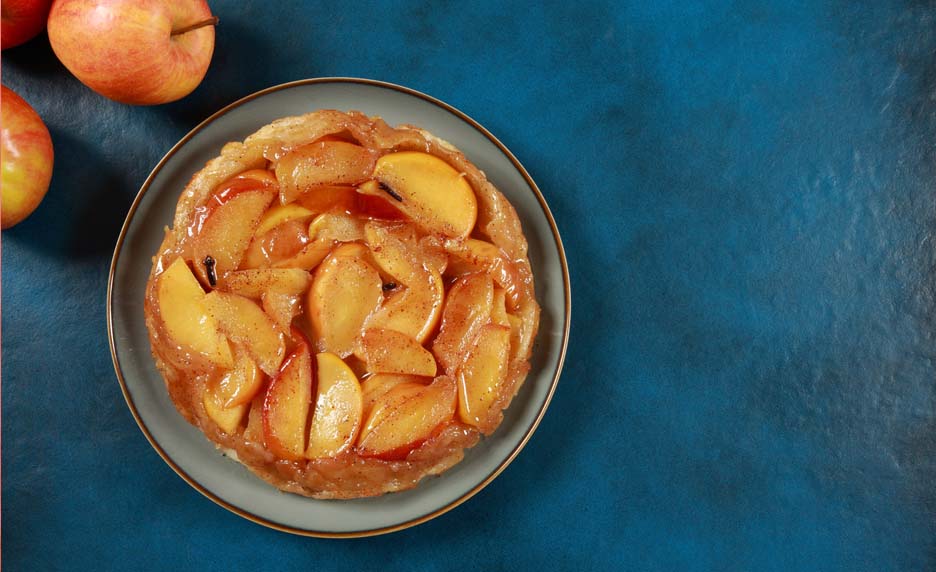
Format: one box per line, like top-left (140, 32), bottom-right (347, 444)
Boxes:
top-left (1, 32), bottom-right (66, 79)
top-left (151, 16), bottom-right (315, 131)
top-left (4, 128), bottom-right (130, 260)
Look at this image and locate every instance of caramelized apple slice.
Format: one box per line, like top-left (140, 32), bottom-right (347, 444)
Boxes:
top-left (307, 213), bottom-right (365, 243)
top-left (241, 218), bottom-right (311, 269)
top-left (305, 353), bottom-right (363, 459)
top-left (364, 223), bottom-right (444, 341)
top-left (358, 382), bottom-right (425, 442)
top-left (203, 387), bottom-right (248, 435)
top-left (327, 242), bottom-right (395, 283)
top-left (363, 221), bottom-right (447, 275)
top-left (366, 272), bottom-right (444, 344)
top-left (271, 238), bottom-right (333, 270)
top-left (330, 242), bottom-right (369, 260)
top-left (364, 222), bottom-right (421, 283)
top-left (212, 346), bottom-right (264, 408)
top-left (418, 236), bottom-right (449, 276)
top-left (457, 324), bottom-right (510, 433)
top-left (203, 291), bottom-right (286, 376)
top-left (262, 342), bottom-right (313, 460)
top-left (222, 268), bottom-right (310, 299)
top-left (255, 203), bottom-right (315, 236)
top-left (362, 152), bottom-right (477, 238)
top-left (491, 287), bottom-right (510, 327)
top-left (506, 314), bottom-right (525, 364)
top-left (295, 184), bottom-right (358, 214)
top-left (243, 393), bottom-right (266, 444)
top-left (156, 257), bottom-right (233, 368)
top-left (358, 376), bottom-right (457, 460)
top-left (432, 273), bottom-right (494, 373)
top-left (360, 373), bottom-right (428, 419)
top-left (444, 238), bottom-right (523, 309)
top-left (276, 141), bottom-right (377, 204)
top-left (262, 290), bottom-right (301, 333)
top-left (360, 328), bottom-right (437, 377)
top-left (190, 187), bottom-right (277, 284)
top-left (307, 254), bottom-right (383, 357)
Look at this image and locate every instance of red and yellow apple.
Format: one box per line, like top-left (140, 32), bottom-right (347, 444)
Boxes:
top-left (1, 0), bottom-right (52, 50)
top-left (47, 0), bottom-right (217, 105)
top-left (1, 85), bottom-right (54, 229)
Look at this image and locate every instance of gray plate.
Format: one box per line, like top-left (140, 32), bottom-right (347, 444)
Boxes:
top-left (107, 78), bottom-right (570, 537)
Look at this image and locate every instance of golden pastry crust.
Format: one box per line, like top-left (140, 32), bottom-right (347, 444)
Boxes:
top-left (144, 110), bottom-right (539, 498)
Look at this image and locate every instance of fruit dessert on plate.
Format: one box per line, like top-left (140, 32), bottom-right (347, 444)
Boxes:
top-left (144, 110), bottom-right (539, 498)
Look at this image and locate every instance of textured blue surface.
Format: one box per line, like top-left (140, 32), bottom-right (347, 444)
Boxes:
top-left (4, 1), bottom-right (936, 570)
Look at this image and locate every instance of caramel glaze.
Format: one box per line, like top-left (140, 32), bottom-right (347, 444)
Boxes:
top-left (144, 111), bottom-right (538, 499)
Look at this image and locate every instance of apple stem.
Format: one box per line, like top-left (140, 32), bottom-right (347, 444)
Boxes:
top-left (171, 16), bottom-right (219, 37)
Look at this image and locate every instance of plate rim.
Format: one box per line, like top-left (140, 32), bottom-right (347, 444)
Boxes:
top-left (106, 77), bottom-right (571, 538)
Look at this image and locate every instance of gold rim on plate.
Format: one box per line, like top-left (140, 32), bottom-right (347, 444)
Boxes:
top-left (106, 77), bottom-right (571, 538)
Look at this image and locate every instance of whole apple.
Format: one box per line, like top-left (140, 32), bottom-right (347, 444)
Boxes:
top-left (1, 0), bottom-right (53, 49)
top-left (1, 85), bottom-right (54, 229)
top-left (47, 0), bottom-right (216, 105)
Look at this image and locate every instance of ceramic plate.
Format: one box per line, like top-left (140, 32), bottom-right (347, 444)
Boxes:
top-left (107, 78), bottom-right (570, 537)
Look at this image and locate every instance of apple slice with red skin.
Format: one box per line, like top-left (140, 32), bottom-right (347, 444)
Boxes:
top-left (360, 373), bottom-right (429, 420)
top-left (262, 334), bottom-right (313, 461)
top-left (189, 171), bottom-right (277, 285)
top-left (359, 152), bottom-right (477, 238)
top-left (357, 382), bottom-right (424, 444)
top-left (305, 353), bottom-right (364, 459)
top-left (357, 376), bottom-right (457, 460)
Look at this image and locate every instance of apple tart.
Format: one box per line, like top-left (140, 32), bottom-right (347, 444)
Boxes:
top-left (144, 110), bottom-right (539, 498)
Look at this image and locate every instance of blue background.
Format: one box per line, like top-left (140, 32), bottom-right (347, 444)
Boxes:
top-left (4, 1), bottom-right (936, 570)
